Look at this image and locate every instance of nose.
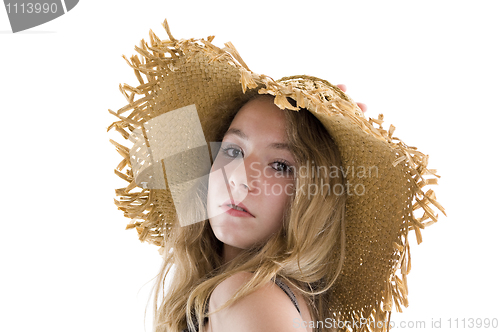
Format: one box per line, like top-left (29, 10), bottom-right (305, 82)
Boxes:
top-left (227, 157), bottom-right (255, 193)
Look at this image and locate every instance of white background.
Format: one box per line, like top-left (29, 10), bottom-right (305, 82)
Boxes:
top-left (1, 1), bottom-right (499, 331)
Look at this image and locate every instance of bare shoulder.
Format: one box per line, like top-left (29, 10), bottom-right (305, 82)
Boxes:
top-left (210, 271), bottom-right (254, 304)
top-left (207, 272), bottom-right (309, 332)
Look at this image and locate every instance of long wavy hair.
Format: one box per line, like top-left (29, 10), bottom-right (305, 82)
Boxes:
top-left (152, 95), bottom-right (347, 332)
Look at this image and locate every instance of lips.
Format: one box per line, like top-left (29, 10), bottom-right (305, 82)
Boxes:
top-left (222, 200), bottom-right (254, 217)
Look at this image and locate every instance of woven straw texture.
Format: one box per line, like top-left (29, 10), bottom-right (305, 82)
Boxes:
top-left (108, 20), bottom-right (445, 332)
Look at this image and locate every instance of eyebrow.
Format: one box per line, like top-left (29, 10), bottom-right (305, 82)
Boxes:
top-left (224, 128), bottom-right (291, 151)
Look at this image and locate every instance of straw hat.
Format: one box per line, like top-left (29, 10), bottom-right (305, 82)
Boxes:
top-left (108, 20), bottom-right (445, 330)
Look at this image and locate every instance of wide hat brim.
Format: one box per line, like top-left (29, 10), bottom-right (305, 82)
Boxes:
top-left (108, 20), bottom-right (445, 330)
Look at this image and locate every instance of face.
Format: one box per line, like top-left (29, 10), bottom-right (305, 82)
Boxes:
top-left (207, 96), bottom-right (296, 254)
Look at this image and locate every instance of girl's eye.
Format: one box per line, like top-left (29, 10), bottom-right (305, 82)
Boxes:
top-left (271, 160), bottom-right (294, 175)
top-left (221, 145), bottom-right (243, 159)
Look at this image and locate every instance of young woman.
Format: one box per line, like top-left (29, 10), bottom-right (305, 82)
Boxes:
top-left (108, 20), bottom-right (445, 332)
top-left (173, 94), bottom-right (345, 332)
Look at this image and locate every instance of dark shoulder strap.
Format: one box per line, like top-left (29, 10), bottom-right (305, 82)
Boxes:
top-left (183, 277), bottom-right (302, 331)
top-left (273, 277), bottom-right (301, 315)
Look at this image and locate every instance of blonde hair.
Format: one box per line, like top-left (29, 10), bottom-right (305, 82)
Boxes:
top-left (152, 95), bottom-right (347, 332)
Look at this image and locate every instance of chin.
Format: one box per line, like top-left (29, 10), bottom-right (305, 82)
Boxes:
top-left (210, 218), bottom-right (256, 249)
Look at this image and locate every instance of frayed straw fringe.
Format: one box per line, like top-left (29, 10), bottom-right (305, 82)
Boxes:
top-left (108, 19), bottom-right (446, 332)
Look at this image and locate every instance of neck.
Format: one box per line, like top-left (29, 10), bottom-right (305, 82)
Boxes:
top-left (223, 244), bottom-right (244, 264)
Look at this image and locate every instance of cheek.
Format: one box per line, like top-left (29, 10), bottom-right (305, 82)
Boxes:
top-left (262, 176), bottom-right (295, 198)
top-left (260, 177), bottom-right (294, 217)
top-left (209, 153), bottom-right (229, 186)
top-left (207, 170), bottom-right (224, 202)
